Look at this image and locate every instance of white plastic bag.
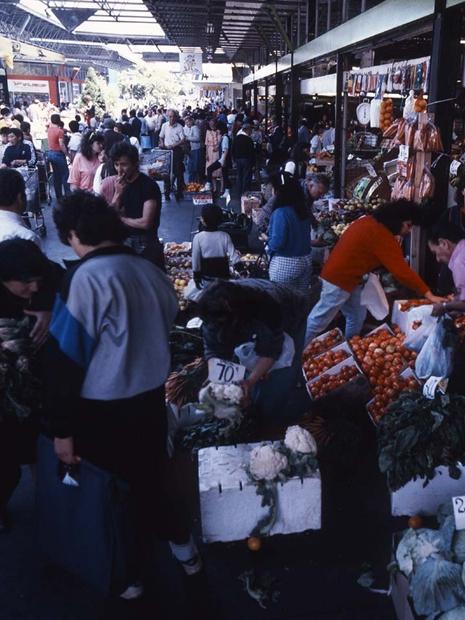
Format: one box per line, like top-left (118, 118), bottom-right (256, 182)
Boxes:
top-left (415, 318), bottom-right (455, 379)
top-left (234, 332), bottom-right (295, 372)
top-left (360, 273), bottom-right (389, 320)
top-left (404, 306), bottom-right (437, 352)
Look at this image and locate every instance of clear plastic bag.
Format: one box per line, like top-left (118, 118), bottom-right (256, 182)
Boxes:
top-left (404, 306), bottom-right (437, 352)
top-left (415, 317), bottom-right (456, 379)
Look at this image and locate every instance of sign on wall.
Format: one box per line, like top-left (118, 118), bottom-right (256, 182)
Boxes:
top-left (179, 51), bottom-right (202, 77)
top-left (8, 79), bottom-right (50, 95)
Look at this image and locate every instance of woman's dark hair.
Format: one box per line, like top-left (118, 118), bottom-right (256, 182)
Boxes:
top-left (80, 131), bottom-right (104, 160)
top-left (0, 168), bottom-right (26, 207)
top-left (69, 120), bottom-right (79, 133)
top-left (20, 121), bottom-right (31, 134)
top-left (216, 120), bottom-right (227, 135)
top-left (110, 141), bottom-right (139, 164)
top-left (197, 280), bottom-right (274, 326)
top-left (53, 191), bottom-right (128, 246)
top-left (0, 238), bottom-right (49, 282)
top-left (270, 173), bottom-right (308, 220)
top-left (13, 114), bottom-right (24, 123)
top-left (8, 127), bottom-right (23, 141)
top-left (201, 204), bottom-right (223, 231)
top-left (429, 220), bottom-right (465, 244)
top-left (372, 199), bottom-right (422, 235)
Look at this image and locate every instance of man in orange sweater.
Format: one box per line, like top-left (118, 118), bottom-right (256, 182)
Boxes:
top-left (305, 200), bottom-right (445, 345)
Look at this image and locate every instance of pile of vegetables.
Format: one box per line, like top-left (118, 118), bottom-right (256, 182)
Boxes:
top-left (302, 347), bottom-right (350, 381)
top-left (377, 392), bottom-right (465, 491)
top-left (304, 328), bottom-right (343, 357)
top-left (399, 299), bottom-right (432, 312)
top-left (166, 357), bottom-right (207, 407)
top-left (349, 327), bottom-right (418, 421)
top-left (309, 365), bottom-right (359, 399)
top-left (394, 506), bottom-right (465, 618)
top-left (175, 381), bottom-right (253, 450)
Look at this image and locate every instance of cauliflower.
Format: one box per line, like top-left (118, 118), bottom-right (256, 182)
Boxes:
top-left (209, 383), bottom-right (244, 404)
top-left (396, 527), bottom-right (445, 577)
top-left (284, 426), bottom-right (317, 455)
top-left (249, 445), bottom-right (288, 481)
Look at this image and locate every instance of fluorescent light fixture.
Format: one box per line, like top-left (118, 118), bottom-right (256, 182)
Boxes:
top-left (351, 66), bottom-right (360, 70)
top-left (461, 39), bottom-right (465, 44)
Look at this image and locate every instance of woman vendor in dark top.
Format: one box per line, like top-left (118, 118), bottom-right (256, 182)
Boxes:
top-left (0, 238), bottom-right (63, 532)
top-left (197, 278), bottom-right (309, 419)
top-left (99, 142), bottom-right (164, 268)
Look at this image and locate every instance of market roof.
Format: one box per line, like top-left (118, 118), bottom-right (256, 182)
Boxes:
top-left (143, 0), bottom-right (303, 63)
top-left (0, 0), bottom-right (179, 68)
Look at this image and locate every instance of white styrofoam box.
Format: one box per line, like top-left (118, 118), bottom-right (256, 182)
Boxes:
top-left (306, 355), bottom-right (363, 400)
top-left (198, 443), bottom-right (321, 543)
top-left (302, 341), bottom-right (352, 383)
top-left (391, 464), bottom-right (465, 517)
top-left (366, 322), bottom-right (395, 337)
top-left (367, 367), bottom-right (421, 426)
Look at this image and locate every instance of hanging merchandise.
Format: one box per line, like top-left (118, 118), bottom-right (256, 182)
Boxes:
top-left (414, 91), bottom-right (427, 113)
top-left (403, 90), bottom-right (415, 118)
top-left (370, 99), bottom-right (382, 128)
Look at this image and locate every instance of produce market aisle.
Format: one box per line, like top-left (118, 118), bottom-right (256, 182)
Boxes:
top-left (0, 198), bottom-right (397, 620)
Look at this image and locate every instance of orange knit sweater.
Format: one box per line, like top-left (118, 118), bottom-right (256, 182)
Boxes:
top-left (321, 216), bottom-right (429, 295)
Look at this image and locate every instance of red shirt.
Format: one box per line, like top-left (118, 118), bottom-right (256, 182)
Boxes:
top-left (322, 216), bottom-right (429, 295)
top-left (47, 125), bottom-right (64, 151)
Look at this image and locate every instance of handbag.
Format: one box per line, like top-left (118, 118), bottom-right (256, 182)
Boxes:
top-left (36, 435), bottom-right (136, 595)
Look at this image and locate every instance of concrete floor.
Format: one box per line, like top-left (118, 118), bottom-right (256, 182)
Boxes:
top-left (0, 193), bottom-right (398, 620)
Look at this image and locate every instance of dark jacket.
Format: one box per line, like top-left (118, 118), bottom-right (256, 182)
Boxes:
top-left (232, 133), bottom-right (255, 161)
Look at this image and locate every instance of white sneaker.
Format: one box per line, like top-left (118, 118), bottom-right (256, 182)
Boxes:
top-left (202, 182), bottom-right (212, 192)
top-left (220, 189), bottom-right (230, 199)
top-left (120, 582), bottom-right (144, 600)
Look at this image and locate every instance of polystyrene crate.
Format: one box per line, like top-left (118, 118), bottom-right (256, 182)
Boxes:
top-left (302, 328), bottom-right (344, 359)
top-left (302, 341), bottom-right (352, 383)
top-left (306, 355), bottom-right (364, 400)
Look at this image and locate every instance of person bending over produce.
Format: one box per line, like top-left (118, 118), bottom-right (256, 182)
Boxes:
top-left (197, 279), bottom-right (309, 419)
top-left (305, 199), bottom-right (445, 345)
top-left (192, 204), bottom-right (241, 287)
top-left (428, 222), bottom-right (465, 316)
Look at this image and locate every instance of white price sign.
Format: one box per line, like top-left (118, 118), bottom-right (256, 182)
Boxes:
top-left (398, 145), bottom-right (410, 163)
top-left (453, 495), bottom-right (465, 530)
top-left (208, 358), bottom-right (246, 384)
top-left (423, 376), bottom-right (448, 400)
top-left (450, 160), bottom-right (461, 176)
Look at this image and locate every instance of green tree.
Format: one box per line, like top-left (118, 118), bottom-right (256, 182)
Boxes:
top-left (78, 67), bottom-right (107, 117)
top-left (118, 64), bottom-right (183, 106)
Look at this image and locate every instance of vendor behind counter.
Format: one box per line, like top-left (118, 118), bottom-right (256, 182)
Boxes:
top-left (197, 279), bottom-right (309, 420)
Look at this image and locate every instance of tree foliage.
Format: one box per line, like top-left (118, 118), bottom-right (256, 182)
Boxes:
top-left (78, 67), bottom-right (107, 117)
top-left (118, 64), bottom-right (183, 106)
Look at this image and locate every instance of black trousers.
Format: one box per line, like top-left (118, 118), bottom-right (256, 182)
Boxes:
top-left (75, 386), bottom-right (190, 575)
top-left (164, 146), bottom-right (185, 196)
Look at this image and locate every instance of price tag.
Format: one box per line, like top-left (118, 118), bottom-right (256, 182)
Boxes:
top-left (398, 145), bottom-right (410, 163)
top-left (423, 376), bottom-right (448, 399)
top-left (450, 160), bottom-right (461, 176)
top-left (208, 358), bottom-right (246, 384)
top-left (453, 496), bottom-right (465, 530)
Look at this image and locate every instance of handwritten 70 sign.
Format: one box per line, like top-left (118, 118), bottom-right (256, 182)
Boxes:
top-left (208, 358), bottom-right (246, 384)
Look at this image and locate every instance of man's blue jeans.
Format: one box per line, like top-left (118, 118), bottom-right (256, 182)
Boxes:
top-left (235, 158), bottom-right (252, 197)
top-left (48, 151), bottom-right (70, 200)
top-left (305, 279), bottom-right (367, 346)
top-left (187, 149), bottom-right (201, 182)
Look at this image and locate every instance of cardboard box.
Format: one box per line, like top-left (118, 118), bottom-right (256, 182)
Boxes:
top-left (306, 355), bottom-right (367, 401)
top-left (198, 443), bottom-right (321, 543)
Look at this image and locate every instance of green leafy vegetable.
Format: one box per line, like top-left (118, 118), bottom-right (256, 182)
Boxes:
top-left (377, 392), bottom-right (465, 491)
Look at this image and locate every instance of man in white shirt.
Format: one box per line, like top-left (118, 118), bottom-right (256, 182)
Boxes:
top-left (0, 168), bottom-right (41, 248)
top-left (183, 116), bottom-right (201, 183)
top-left (159, 109), bottom-right (187, 201)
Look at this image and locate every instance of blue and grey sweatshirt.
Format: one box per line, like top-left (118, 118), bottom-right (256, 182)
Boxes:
top-left (46, 246), bottom-right (178, 438)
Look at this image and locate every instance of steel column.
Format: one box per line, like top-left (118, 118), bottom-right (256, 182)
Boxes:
top-left (333, 53), bottom-right (345, 198)
top-left (265, 77), bottom-right (269, 128)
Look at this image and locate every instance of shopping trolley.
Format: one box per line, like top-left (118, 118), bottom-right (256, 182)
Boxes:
top-left (19, 166), bottom-right (46, 238)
